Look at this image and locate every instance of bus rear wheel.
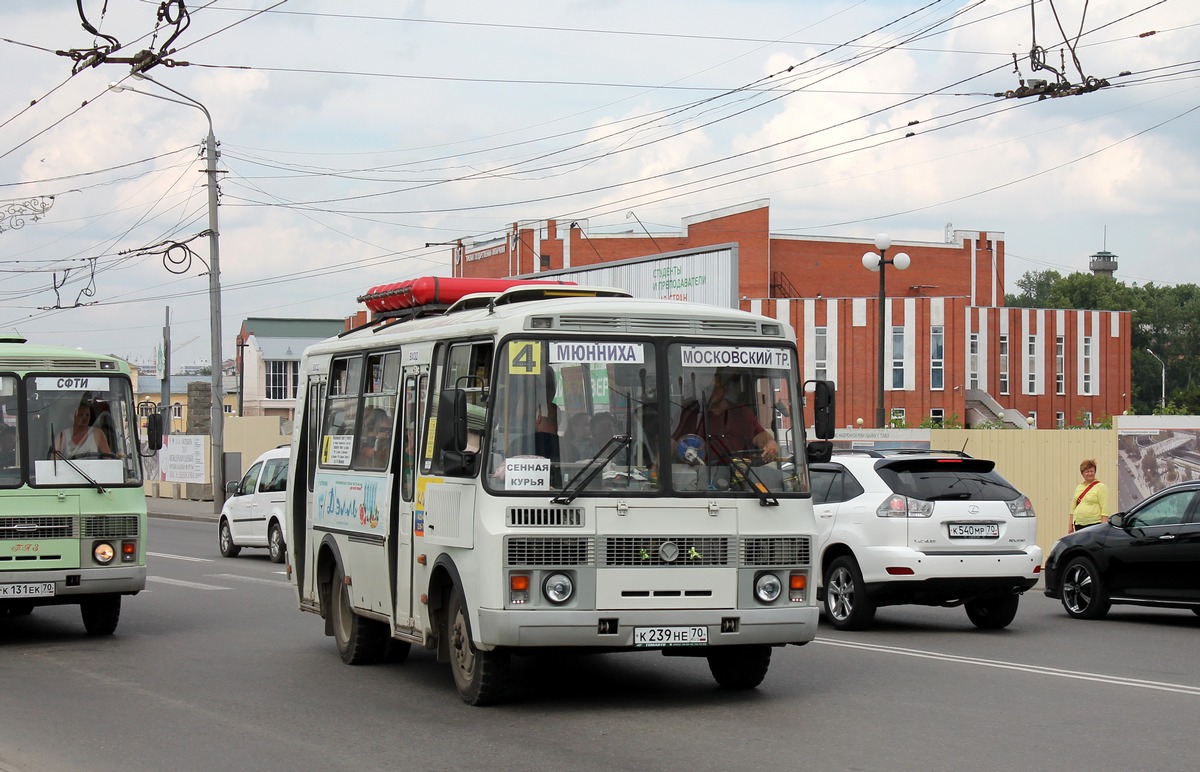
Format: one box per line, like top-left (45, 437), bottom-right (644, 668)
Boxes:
top-left (80, 594), bottom-right (121, 636)
top-left (330, 563), bottom-right (387, 665)
top-left (447, 588), bottom-right (510, 706)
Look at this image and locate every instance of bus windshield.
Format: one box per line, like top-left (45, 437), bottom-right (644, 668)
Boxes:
top-left (484, 338), bottom-right (806, 496)
top-left (23, 374), bottom-right (142, 487)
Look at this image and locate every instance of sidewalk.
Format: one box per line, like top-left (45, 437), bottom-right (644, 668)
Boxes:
top-left (146, 495), bottom-right (221, 523)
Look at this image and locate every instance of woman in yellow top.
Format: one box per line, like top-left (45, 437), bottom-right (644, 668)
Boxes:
top-left (1070, 458), bottom-right (1110, 532)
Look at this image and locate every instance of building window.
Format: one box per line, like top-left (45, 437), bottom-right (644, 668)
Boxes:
top-left (930, 408), bottom-right (944, 427)
top-left (1083, 410), bottom-right (1093, 426)
top-left (1056, 411), bottom-right (1065, 429)
top-left (890, 407), bottom-right (905, 426)
top-left (999, 335), bottom-right (1009, 395)
top-left (1027, 410), bottom-right (1037, 428)
top-left (814, 327), bottom-right (828, 381)
top-left (930, 326), bottom-right (944, 390)
top-left (266, 360), bottom-right (300, 400)
top-left (224, 404), bottom-right (234, 414)
top-left (171, 402), bottom-right (183, 419)
top-left (891, 326), bottom-right (904, 389)
top-left (1027, 335), bottom-right (1037, 393)
top-left (969, 334), bottom-right (979, 390)
top-left (1082, 336), bottom-right (1093, 395)
top-left (1056, 335), bottom-right (1065, 395)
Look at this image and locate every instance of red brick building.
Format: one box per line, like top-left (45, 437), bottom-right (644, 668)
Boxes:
top-left (446, 200), bottom-right (1131, 428)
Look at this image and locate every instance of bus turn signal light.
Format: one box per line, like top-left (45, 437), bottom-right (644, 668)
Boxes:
top-left (510, 574), bottom-right (530, 605)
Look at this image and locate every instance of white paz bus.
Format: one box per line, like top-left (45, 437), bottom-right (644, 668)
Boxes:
top-left (288, 278), bottom-right (835, 704)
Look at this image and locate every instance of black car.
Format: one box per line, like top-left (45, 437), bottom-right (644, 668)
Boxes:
top-left (1044, 481), bottom-right (1200, 619)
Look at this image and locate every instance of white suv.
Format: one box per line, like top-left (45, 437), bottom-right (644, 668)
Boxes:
top-left (218, 446), bottom-right (289, 563)
top-left (810, 450), bottom-right (1042, 630)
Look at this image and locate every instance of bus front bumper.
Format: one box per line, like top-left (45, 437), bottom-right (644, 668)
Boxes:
top-left (475, 605), bottom-right (819, 649)
top-left (0, 566), bottom-right (146, 597)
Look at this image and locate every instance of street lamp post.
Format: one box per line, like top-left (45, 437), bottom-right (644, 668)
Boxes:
top-left (861, 234), bottom-right (910, 428)
top-left (111, 75), bottom-right (225, 512)
top-left (1146, 348), bottom-right (1166, 409)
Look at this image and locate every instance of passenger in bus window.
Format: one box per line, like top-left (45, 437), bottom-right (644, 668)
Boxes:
top-left (0, 423), bottom-right (16, 468)
top-left (356, 408), bottom-right (391, 468)
top-left (671, 370), bottom-right (777, 463)
top-left (589, 411), bottom-right (616, 454)
top-left (563, 412), bottom-right (595, 461)
top-left (55, 401), bottom-right (114, 459)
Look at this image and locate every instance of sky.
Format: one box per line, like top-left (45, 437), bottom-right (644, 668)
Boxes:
top-left (1, 0), bottom-right (1197, 367)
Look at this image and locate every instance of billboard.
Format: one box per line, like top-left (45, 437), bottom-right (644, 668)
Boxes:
top-left (542, 246), bottom-right (737, 308)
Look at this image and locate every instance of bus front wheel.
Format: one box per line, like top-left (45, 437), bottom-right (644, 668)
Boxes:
top-left (706, 645), bottom-right (772, 689)
top-left (330, 563), bottom-right (387, 665)
top-left (80, 594), bottom-right (121, 636)
top-left (447, 588), bottom-right (510, 706)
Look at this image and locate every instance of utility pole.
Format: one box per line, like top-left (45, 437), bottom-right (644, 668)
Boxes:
top-left (161, 307), bottom-right (171, 438)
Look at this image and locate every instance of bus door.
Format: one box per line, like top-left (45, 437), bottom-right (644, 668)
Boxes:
top-left (392, 365), bottom-right (426, 630)
top-left (295, 374), bottom-right (326, 604)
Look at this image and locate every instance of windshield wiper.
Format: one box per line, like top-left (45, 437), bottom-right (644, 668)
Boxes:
top-left (707, 435), bottom-right (777, 507)
top-left (50, 448), bottom-right (107, 494)
top-left (552, 434), bottom-right (631, 505)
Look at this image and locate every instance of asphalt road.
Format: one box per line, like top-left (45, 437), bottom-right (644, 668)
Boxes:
top-left (2, 517), bottom-right (1198, 772)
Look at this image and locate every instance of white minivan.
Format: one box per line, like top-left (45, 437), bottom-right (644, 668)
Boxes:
top-left (218, 445), bottom-right (289, 563)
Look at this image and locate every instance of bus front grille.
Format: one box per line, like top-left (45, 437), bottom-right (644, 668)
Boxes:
top-left (507, 506), bottom-right (585, 527)
top-left (740, 536), bottom-right (811, 566)
top-left (0, 517), bottom-right (74, 539)
top-left (82, 515), bottom-right (140, 539)
top-left (603, 536), bottom-right (733, 567)
top-left (506, 537), bottom-right (594, 567)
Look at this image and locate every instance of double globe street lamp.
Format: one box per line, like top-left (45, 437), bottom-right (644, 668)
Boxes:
top-left (862, 234), bottom-right (910, 428)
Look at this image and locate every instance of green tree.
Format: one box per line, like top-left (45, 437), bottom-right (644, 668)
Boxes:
top-left (1005, 270), bottom-right (1063, 307)
top-left (1006, 269), bottom-right (1200, 414)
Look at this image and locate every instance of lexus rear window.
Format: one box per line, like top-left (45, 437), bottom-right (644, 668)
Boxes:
top-left (876, 460), bottom-right (1018, 501)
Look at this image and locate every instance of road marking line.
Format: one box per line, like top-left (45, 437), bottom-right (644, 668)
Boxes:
top-left (814, 638), bottom-right (1200, 697)
top-left (148, 552), bottom-right (211, 562)
top-left (147, 576), bottom-right (232, 591)
top-left (209, 573), bottom-right (290, 588)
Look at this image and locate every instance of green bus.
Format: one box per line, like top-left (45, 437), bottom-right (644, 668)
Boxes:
top-left (0, 334), bottom-right (159, 634)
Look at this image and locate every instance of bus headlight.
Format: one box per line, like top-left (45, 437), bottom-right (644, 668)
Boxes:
top-left (754, 572), bottom-right (782, 603)
top-left (93, 542), bottom-right (115, 564)
top-left (543, 573), bottom-right (574, 605)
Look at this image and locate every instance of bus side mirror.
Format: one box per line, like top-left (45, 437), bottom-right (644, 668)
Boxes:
top-left (434, 388), bottom-right (474, 475)
top-left (145, 413), bottom-right (163, 452)
top-left (806, 440), bottom-right (833, 464)
top-left (813, 380), bottom-right (835, 440)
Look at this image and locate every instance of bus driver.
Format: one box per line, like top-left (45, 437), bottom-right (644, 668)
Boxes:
top-left (672, 370), bottom-right (778, 463)
top-left (55, 402), bottom-right (113, 459)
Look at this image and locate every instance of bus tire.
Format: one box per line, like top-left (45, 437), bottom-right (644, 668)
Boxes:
top-left (80, 594), bottom-right (121, 636)
top-left (5, 601), bottom-right (34, 617)
top-left (706, 645), bottom-right (772, 689)
top-left (330, 563), bottom-right (387, 665)
top-left (447, 588), bottom-right (510, 706)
